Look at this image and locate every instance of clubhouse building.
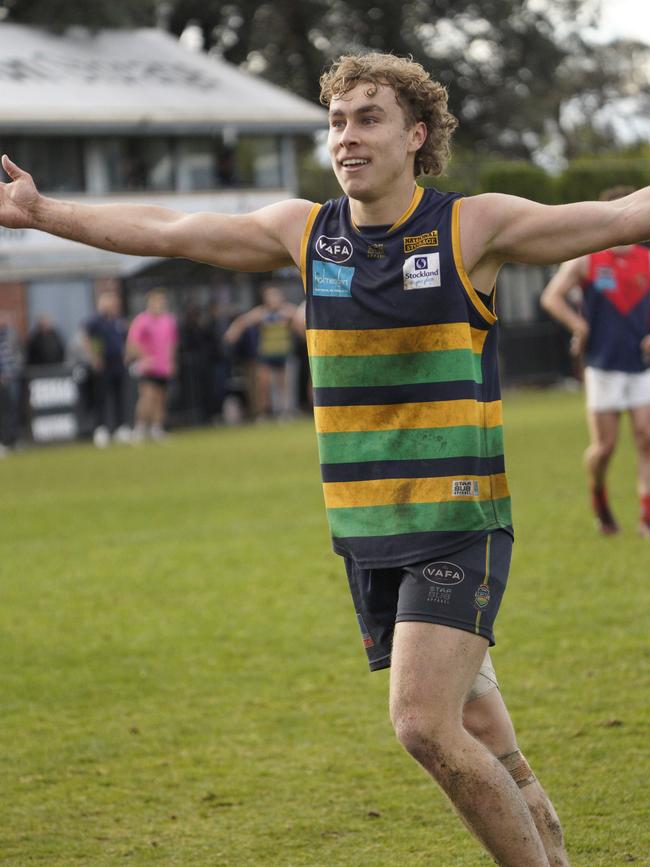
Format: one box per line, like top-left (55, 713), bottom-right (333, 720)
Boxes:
top-left (0, 22), bottom-right (326, 341)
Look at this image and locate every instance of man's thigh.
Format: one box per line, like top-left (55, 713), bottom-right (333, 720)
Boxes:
top-left (626, 369), bottom-right (650, 411)
top-left (390, 621), bottom-right (489, 720)
top-left (586, 408), bottom-right (620, 450)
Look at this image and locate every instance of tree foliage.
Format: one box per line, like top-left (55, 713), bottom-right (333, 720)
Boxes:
top-left (1, 0), bottom-right (160, 31)
top-left (3, 0), bottom-right (649, 162)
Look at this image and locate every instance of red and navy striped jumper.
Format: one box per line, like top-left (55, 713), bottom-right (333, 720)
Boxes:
top-left (582, 246), bottom-right (650, 373)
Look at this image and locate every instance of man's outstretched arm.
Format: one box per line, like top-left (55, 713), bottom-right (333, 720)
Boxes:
top-left (464, 188), bottom-right (650, 267)
top-left (0, 155), bottom-right (313, 272)
top-left (459, 188), bottom-right (650, 295)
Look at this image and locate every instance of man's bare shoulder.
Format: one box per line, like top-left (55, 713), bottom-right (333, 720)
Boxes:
top-left (254, 198), bottom-right (318, 227)
top-left (460, 192), bottom-right (533, 222)
top-left (248, 198), bottom-right (318, 262)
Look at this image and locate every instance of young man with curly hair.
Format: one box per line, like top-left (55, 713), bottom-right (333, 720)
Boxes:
top-left (5, 49), bottom-right (650, 864)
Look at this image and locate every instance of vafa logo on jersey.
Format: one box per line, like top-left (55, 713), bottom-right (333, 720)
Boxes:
top-left (403, 252), bottom-right (441, 290)
top-left (316, 234), bottom-right (353, 264)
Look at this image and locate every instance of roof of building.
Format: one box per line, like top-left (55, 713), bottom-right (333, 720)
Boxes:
top-left (0, 23), bottom-right (327, 134)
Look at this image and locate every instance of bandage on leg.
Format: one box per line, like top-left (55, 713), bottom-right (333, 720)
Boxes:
top-left (498, 750), bottom-right (536, 788)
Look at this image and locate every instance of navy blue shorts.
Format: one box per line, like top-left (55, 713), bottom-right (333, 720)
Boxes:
top-left (344, 530), bottom-right (512, 672)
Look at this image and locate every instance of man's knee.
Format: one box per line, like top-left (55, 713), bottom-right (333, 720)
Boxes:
top-left (633, 425), bottom-right (650, 456)
top-left (588, 439), bottom-right (616, 464)
top-left (390, 692), bottom-right (462, 775)
top-left (391, 710), bottom-right (448, 771)
top-left (463, 693), bottom-right (511, 746)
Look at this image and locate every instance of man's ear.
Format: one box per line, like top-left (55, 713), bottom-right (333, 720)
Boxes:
top-left (410, 121), bottom-right (428, 152)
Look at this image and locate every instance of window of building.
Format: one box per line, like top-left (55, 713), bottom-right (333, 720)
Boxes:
top-left (176, 138), bottom-right (217, 191)
top-left (1, 136), bottom-right (85, 193)
top-left (0, 133), bottom-right (287, 195)
top-left (176, 137), bottom-right (241, 192)
top-left (236, 136), bottom-right (283, 188)
top-left (99, 137), bottom-right (176, 192)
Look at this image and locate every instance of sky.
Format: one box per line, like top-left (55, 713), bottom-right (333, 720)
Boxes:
top-left (591, 0), bottom-right (650, 44)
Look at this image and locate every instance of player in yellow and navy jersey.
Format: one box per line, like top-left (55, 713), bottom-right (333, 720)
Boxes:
top-left (303, 185), bottom-right (511, 569)
top-left (8, 50), bottom-right (650, 866)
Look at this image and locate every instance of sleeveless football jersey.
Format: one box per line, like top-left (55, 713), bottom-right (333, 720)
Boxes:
top-left (300, 185), bottom-right (512, 569)
top-left (258, 310), bottom-right (292, 361)
top-left (582, 246), bottom-right (650, 373)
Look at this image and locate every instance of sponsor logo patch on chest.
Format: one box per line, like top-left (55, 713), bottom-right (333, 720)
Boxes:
top-left (594, 266), bottom-right (617, 293)
top-left (403, 253), bottom-right (441, 290)
top-left (404, 230), bottom-right (439, 253)
top-left (315, 234), bottom-right (353, 264)
top-left (312, 261), bottom-right (354, 297)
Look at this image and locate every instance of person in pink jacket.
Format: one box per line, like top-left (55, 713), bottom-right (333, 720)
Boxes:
top-left (126, 288), bottom-right (178, 441)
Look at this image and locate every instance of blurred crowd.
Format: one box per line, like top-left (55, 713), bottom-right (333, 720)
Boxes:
top-left (0, 284), bottom-right (311, 455)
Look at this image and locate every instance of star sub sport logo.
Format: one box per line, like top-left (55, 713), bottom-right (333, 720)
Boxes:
top-left (316, 234), bottom-right (353, 264)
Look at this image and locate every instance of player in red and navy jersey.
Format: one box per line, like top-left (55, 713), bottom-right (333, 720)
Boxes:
top-left (541, 186), bottom-right (650, 536)
top-left (6, 50), bottom-right (650, 865)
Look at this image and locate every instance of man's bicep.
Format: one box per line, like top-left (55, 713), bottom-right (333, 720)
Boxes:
top-left (473, 194), bottom-right (617, 266)
top-left (166, 199), bottom-right (313, 272)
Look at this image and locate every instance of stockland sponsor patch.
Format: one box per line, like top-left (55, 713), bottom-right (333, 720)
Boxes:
top-left (403, 252), bottom-right (441, 290)
top-left (312, 261), bottom-right (355, 297)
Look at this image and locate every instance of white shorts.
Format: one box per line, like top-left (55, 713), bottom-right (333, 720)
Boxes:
top-left (584, 366), bottom-right (650, 413)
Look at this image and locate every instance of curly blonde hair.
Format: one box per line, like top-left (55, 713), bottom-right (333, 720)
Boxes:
top-left (319, 52), bottom-right (458, 178)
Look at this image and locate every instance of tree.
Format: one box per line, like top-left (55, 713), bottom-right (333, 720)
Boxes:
top-left (164, 0), bottom-right (650, 161)
top-left (1, 0), bottom-right (160, 30)
top-left (4, 0), bottom-right (650, 162)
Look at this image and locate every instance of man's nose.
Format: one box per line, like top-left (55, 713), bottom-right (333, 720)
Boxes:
top-left (339, 123), bottom-right (360, 147)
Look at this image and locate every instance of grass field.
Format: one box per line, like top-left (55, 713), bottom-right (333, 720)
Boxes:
top-left (1, 387), bottom-right (649, 867)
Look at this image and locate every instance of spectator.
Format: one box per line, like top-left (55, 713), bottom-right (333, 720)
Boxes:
top-left (178, 302), bottom-right (212, 423)
top-left (225, 286), bottom-right (297, 420)
top-left (291, 301), bottom-right (312, 414)
top-left (0, 311), bottom-right (23, 454)
top-left (126, 288), bottom-right (178, 442)
top-left (204, 299), bottom-right (232, 422)
top-left (26, 315), bottom-right (65, 366)
top-left (83, 291), bottom-right (130, 447)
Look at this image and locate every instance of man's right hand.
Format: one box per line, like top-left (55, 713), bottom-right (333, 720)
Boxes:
top-left (569, 322), bottom-right (589, 358)
top-left (0, 155), bottom-right (40, 229)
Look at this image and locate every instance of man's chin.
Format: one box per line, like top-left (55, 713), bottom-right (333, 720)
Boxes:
top-left (336, 176), bottom-right (376, 202)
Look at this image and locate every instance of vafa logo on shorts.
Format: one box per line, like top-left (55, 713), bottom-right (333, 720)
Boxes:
top-left (422, 561), bottom-right (465, 586)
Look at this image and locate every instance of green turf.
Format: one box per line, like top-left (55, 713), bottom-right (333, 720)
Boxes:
top-left (0, 388), bottom-right (648, 866)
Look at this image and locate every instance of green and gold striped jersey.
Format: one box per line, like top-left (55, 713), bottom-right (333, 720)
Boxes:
top-left (301, 185), bottom-right (512, 568)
